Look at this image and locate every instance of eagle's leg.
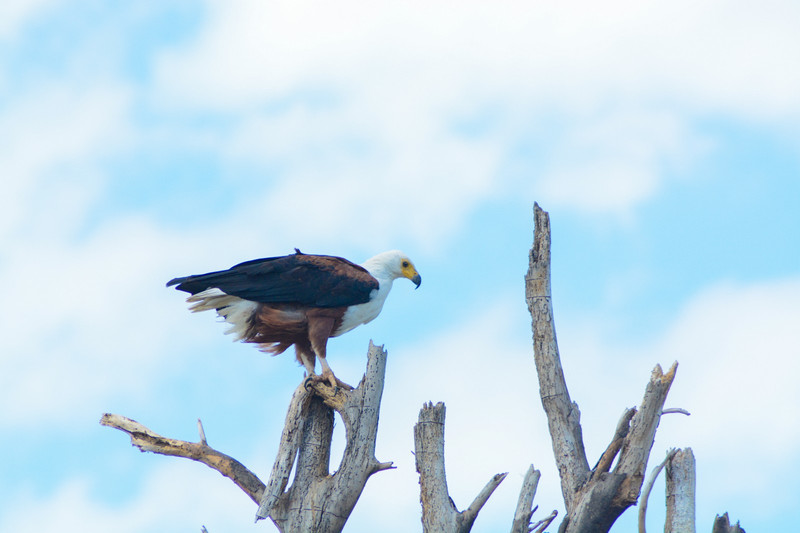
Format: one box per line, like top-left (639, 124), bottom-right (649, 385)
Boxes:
top-left (307, 313), bottom-right (353, 391)
top-left (298, 350), bottom-right (316, 377)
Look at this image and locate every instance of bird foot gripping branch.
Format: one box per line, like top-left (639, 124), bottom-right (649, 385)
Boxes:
top-left (303, 372), bottom-right (354, 393)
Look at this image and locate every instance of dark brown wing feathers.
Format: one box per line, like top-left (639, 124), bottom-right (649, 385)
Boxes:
top-left (167, 252), bottom-right (378, 307)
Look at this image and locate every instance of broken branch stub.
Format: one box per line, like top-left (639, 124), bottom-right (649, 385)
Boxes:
top-left (414, 401), bottom-right (507, 533)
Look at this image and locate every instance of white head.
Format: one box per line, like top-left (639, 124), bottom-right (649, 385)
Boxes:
top-left (362, 250), bottom-right (421, 288)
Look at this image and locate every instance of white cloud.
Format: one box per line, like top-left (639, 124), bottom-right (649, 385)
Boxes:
top-left (0, 0), bottom-right (59, 40)
top-left (148, 0), bottom-right (800, 220)
top-left (0, 463), bottom-right (257, 533)
top-left (0, 217), bottom-right (200, 427)
top-left (537, 109), bottom-right (710, 214)
top-left (649, 278), bottom-right (800, 517)
top-left (155, 0), bottom-right (800, 118)
top-left (0, 81), bottom-right (132, 244)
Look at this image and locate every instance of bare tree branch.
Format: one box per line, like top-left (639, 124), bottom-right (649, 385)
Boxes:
top-left (103, 341), bottom-right (393, 533)
top-left (100, 413), bottom-right (265, 504)
top-left (526, 202), bottom-right (590, 512)
top-left (712, 513), bottom-right (746, 533)
top-left (592, 408), bottom-right (637, 479)
top-left (462, 473), bottom-right (509, 530)
top-left (257, 340), bottom-right (394, 532)
top-left (665, 448), bottom-right (696, 533)
top-left (531, 510), bottom-right (558, 533)
top-left (511, 464), bottom-right (542, 533)
top-left (414, 402), bottom-right (507, 533)
top-left (197, 418), bottom-right (208, 445)
top-left (526, 203), bottom-right (680, 533)
top-left (638, 448), bottom-right (679, 533)
top-left (661, 408), bottom-right (691, 416)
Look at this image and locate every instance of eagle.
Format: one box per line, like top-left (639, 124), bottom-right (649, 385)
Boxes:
top-left (167, 249), bottom-right (421, 389)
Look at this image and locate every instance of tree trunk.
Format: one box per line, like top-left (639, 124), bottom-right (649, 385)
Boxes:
top-left (103, 341), bottom-right (394, 533)
top-left (665, 448), bottom-right (696, 533)
top-left (256, 341), bottom-right (394, 531)
top-left (526, 203), bottom-right (678, 533)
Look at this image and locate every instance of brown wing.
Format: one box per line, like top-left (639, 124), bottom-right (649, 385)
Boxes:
top-left (167, 252), bottom-right (379, 307)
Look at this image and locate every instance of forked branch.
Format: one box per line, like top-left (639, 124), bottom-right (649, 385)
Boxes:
top-left (256, 341), bottom-right (394, 532)
top-left (103, 341), bottom-right (393, 533)
top-left (414, 402), bottom-right (507, 533)
top-left (526, 203), bottom-right (680, 533)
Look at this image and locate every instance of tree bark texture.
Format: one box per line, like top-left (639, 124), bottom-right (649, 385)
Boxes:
top-left (256, 340), bottom-right (394, 531)
top-left (510, 464), bottom-right (542, 533)
top-left (103, 341), bottom-right (393, 533)
top-left (99, 413), bottom-right (265, 504)
top-left (665, 448), bottom-right (696, 533)
top-left (526, 203), bottom-right (678, 533)
top-left (413, 401), bottom-right (507, 533)
top-left (637, 448), bottom-right (678, 533)
top-left (711, 513), bottom-right (746, 533)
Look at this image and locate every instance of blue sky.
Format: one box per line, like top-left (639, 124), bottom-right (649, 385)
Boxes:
top-left (2, 1), bottom-right (799, 531)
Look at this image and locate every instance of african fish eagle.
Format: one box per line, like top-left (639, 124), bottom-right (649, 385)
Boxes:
top-left (167, 249), bottom-right (421, 389)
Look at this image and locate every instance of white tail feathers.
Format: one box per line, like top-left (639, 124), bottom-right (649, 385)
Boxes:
top-left (185, 289), bottom-right (257, 341)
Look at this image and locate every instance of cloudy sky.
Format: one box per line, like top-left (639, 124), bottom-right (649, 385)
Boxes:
top-left (2, 1), bottom-right (799, 531)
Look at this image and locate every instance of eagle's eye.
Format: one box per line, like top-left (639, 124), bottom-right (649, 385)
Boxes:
top-left (402, 261), bottom-right (409, 268)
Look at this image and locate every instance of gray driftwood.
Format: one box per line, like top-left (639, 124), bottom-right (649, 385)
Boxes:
top-left (413, 401), bottom-right (508, 533)
top-left (526, 203), bottom-right (679, 533)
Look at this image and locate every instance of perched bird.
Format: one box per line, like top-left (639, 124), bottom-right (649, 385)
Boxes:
top-left (167, 249), bottom-right (421, 389)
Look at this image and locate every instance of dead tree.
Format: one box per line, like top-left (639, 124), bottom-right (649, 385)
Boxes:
top-left (412, 204), bottom-right (747, 533)
top-left (102, 203), bottom-right (747, 532)
top-left (525, 202), bottom-right (680, 532)
top-left (413, 401), bottom-right (509, 533)
top-left (102, 341), bottom-right (393, 533)
top-left (711, 513), bottom-right (746, 533)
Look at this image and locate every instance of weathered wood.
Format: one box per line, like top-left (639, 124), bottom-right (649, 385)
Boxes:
top-left (103, 341), bottom-right (393, 533)
top-left (257, 340), bottom-right (395, 532)
top-left (511, 464), bottom-right (541, 533)
top-left (531, 510), bottom-right (558, 533)
top-left (592, 408), bottom-right (637, 480)
top-left (414, 402), bottom-right (507, 533)
top-left (525, 203), bottom-right (590, 513)
top-left (99, 413), bottom-right (265, 504)
top-left (255, 385), bottom-right (308, 525)
top-left (711, 513), bottom-right (746, 533)
top-left (638, 448), bottom-right (678, 533)
top-left (665, 448), bottom-right (696, 533)
top-left (526, 203), bottom-right (679, 533)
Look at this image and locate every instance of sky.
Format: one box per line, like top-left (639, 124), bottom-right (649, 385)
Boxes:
top-left (1, 1), bottom-right (799, 532)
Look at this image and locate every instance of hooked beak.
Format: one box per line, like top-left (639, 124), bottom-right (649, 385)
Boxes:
top-left (411, 273), bottom-right (421, 289)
